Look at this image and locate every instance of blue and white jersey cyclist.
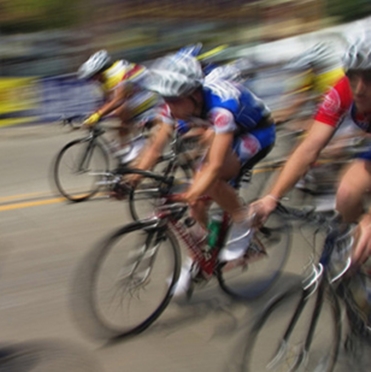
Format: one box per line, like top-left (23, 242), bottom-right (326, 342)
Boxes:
top-left (134, 51), bottom-right (276, 296)
top-left (202, 77), bottom-right (275, 164)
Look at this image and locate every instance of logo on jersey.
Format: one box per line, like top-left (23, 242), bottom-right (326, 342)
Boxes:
top-left (239, 135), bottom-right (260, 157)
top-left (213, 111), bottom-right (231, 129)
top-left (322, 88), bottom-right (340, 114)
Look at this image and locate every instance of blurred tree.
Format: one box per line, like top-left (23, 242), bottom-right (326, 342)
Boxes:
top-left (326, 0), bottom-right (371, 22)
top-left (0, 0), bottom-right (84, 33)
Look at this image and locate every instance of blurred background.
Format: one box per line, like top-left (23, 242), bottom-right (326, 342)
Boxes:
top-left (1, 0), bottom-right (371, 126)
top-left (1, 3), bottom-right (371, 371)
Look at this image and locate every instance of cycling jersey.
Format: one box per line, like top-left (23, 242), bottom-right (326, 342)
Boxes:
top-left (315, 76), bottom-right (371, 160)
top-left (102, 61), bottom-right (148, 92)
top-left (102, 61), bottom-right (170, 124)
top-left (203, 80), bottom-right (275, 162)
top-left (315, 76), bottom-right (371, 132)
top-left (162, 78), bottom-right (275, 164)
top-left (289, 67), bottom-right (344, 98)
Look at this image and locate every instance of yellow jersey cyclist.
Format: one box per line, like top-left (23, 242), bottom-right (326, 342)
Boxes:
top-left (77, 50), bottom-right (169, 149)
top-left (274, 42), bottom-right (345, 129)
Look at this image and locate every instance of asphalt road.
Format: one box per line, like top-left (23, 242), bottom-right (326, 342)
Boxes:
top-left (0, 124), bottom-right (368, 372)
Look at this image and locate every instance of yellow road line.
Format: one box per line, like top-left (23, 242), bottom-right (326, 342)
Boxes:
top-left (0, 191), bottom-right (108, 212)
top-left (0, 197), bottom-right (65, 212)
top-left (0, 192), bottom-right (50, 203)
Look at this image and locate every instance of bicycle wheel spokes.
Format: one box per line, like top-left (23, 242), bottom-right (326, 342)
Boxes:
top-left (218, 210), bottom-right (291, 300)
top-left (54, 140), bottom-right (108, 202)
top-left (71, 224), bottom-right (180, 340)
top-left (129, 164), bottom-right (190, 221)
top-left (129, 177), bottom-right (164, 221)
top-left (244, 286), bottom-right (340, 372)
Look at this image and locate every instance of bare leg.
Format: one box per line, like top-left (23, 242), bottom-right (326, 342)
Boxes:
top-left (190, 149), bottom-right (244, 226)
top-left (336, 159), bottom-right (371, 222)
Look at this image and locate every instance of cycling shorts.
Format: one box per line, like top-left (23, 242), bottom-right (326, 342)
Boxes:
top-left (233, 125), bottom-right (275, 165)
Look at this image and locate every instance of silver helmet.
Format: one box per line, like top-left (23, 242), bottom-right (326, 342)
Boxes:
top-left (343, 38), bottom-right (371, 72)
top-left (286, 42), bottom-right (339, 72)
top-left (78, 50), bottom-right (111, 79)
top-left (146, 53), bottom-right (203, 98)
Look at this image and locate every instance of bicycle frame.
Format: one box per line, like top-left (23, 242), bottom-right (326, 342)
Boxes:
top-left (169, 211), bottom-right (230, 277)
top-left (148, 196), bottom-right (231, 278)
top-left (263, 206), bottom-right (355, 370)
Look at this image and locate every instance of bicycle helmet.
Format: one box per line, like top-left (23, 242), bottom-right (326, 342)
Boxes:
top-left (343, 38), bottom-right (371, 72)
top-left (146, 53), bottom-right (204, 98)
top-left (78, 50), bottom-right (111, 79)
top-left (286, 42), bottom-right (339, 72)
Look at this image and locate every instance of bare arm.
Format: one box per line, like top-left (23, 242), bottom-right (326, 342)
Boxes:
top-left (134, 121), bottom-right (174, 171)
top-left (98, 84), bottom-right (131, 117)
top-left (268, 121), bottom-right (336, 200)
top-left (251, 121), bottom-right (337, 223)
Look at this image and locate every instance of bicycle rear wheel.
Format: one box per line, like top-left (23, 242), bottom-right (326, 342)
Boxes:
top-left (70, 222), bottom-right (181, 340)
top-left (54, 139), bottom-right (109, 202)
top-left (128, 162), bottom-right (191, 221)
top-left (218, 209), bottom-right (291, 300)
top-left (241, 283), bottom-right (341, 372)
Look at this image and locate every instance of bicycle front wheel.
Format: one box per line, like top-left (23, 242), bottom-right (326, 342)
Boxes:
top-left (218, 209), bottom-right (291, 300)
top-left (70, 222), bottom-right (181, 340)
top-left (241, 283), bottom-right (341, 372)
top-left (54, 139), bottom-right (109, 202)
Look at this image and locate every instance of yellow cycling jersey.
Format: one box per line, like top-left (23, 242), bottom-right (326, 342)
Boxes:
top-left (290, 66), bottom-right (345, 97)
top-left (101, 61), bottom-right (147, 92)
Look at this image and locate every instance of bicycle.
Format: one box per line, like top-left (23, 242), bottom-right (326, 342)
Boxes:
top-left (53, 115), bottom-right (193, 203)
top-left (70, 149), bottom-right (291, 341)
top-left (239, 203), bottom-right (371, 372)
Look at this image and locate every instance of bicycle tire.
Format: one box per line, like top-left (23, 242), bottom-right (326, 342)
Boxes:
top-left (70, 221), bottom-right (181, 340)
top-left (54, 138), bottom-right (109, 202)
top-left (218, 209), bottom-right (291, 300)
top-left (128, 162), bottom-right (192, 221)
top-left (240, 282), bottom-right (341, 372)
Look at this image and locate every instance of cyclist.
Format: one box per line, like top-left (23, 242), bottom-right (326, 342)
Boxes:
top-left (252, 38), bottom-right (371, 264)
top-left (132, 51), bottom-right (276, 293)
top-left (274, 42), bottom-right (344, 130)
top-left (77, 50), bottom-right (167, 149)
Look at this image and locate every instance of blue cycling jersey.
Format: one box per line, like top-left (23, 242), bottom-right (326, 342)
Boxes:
top-left (202, 79), bottom-right (271, 133)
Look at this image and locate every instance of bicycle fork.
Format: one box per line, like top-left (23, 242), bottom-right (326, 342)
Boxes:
top-left (267, 279), bottom-right (335, 372)
top-left (77, 141), bottom-right (97, 174)
top-left (118, 232), bottom-right (161, 289)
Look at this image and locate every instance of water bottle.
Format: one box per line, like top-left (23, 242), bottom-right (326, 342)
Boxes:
top-left (206, 211), bottom-right (223, 251)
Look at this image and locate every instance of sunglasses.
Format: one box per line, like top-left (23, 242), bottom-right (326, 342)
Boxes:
top-left (164, 96), bottom-right (184, 103)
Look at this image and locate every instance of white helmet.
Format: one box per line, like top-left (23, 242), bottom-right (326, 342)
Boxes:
top-left (343, 38), bottom-right (371, 72)
top-left (286, 42), bottom-right (338, 72)
top-left (146, 53), bottom-right (203, 98)
top-left (78, 50), bottom-right (111, 79)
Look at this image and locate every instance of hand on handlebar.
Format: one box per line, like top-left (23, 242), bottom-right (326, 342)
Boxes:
top-left (83, 112), bottom-right (101, 128)
top-left (249, 194), bottom-right (278, 227)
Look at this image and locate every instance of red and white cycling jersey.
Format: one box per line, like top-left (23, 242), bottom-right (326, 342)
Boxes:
top-left (315, 76), bottom-right (371, 132)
